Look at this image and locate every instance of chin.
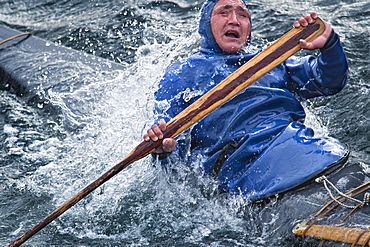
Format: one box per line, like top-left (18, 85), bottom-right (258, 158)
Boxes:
top-left (224, 47), bottom-right (243, 54)
top-left (220, 43), bottom-right (244, 54)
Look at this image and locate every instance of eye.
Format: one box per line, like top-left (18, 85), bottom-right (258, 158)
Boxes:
top-left (237, 11), bottom-right (249, 18)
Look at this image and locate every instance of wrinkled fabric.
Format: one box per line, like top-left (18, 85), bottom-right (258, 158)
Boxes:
top-left (152, 0), bottom-right (348, 200)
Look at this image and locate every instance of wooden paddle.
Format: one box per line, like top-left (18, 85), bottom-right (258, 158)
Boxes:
top-left (293, 224), bottom-right (370, 246)
top-left (7, 18), bottom-right (325, 247)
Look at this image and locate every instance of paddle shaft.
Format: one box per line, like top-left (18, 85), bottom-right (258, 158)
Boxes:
top-left (8, 18), bottom-right (325, 247)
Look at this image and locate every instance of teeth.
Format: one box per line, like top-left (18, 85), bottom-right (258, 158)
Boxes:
top-left (226, 32), bottom-right (238, 38)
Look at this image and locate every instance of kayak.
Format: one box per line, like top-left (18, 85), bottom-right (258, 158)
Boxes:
top-left (0, 24), bottom-right (126, 119)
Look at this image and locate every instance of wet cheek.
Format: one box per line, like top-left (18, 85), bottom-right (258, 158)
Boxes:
top-left (213, 31), bottom-right (224, 41)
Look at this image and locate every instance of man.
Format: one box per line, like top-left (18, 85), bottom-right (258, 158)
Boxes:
top-left (144, 0), bottom-right (348, 201)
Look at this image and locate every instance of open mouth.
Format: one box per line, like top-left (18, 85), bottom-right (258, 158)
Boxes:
top-left (225, 31), bottom-right (240, 38)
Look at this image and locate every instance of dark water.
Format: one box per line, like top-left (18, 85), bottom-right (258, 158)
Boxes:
top-left (1, 0), bottom-right (370, 246)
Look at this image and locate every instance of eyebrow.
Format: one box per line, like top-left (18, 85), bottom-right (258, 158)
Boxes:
top-left (214, 4), bottom-right (249, 13)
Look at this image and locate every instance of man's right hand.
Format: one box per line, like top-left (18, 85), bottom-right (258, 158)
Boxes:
top-left (143, 119), bottom-right (177, 154)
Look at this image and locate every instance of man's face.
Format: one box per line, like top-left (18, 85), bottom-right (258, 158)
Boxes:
top-left (211, 0), bottom-right (251, 54)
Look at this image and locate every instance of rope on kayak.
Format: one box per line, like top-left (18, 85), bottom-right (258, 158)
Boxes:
top-left (294, 179), bottom-right (370, 245)
top-left (0, 32), bottom-right (32, 46)
top-left (315, 175), bottom-right (370, 209)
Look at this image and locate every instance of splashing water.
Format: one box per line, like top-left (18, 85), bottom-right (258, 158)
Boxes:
top-left (1, 0), bottom-right (370, 246)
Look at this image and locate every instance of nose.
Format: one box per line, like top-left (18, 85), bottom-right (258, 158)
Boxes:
top-left (228, 11), bottom-right (240, 25)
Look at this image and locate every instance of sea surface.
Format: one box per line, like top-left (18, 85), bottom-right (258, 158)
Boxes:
top-left (0, 0), bottom-right (370, 246)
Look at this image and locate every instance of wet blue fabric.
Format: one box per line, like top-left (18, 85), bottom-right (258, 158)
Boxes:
top-left (225, 121), bottom-right (348, 200)
top-left (152, 0), bottom-right (348, 200)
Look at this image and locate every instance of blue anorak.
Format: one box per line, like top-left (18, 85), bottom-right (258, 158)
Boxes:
top-left (153, 0), bottom-right (349, 201)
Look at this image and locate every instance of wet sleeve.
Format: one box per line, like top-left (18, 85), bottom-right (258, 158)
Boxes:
top-left (285, 32), bottom-right (348, 99)
top-left (150, 61), bottom-right (192, 165)
top-left (153, 61), bottom-right (191, 123)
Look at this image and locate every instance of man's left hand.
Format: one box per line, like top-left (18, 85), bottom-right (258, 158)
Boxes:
top-left (294, 12), bottom-right (333, 50)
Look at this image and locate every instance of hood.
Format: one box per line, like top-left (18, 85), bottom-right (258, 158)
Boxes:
top-left (199, 0), bottom-right (250, 54)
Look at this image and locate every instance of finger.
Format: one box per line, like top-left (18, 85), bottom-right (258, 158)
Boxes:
top-left (162, 138), bottom-right (176, 153)
top-left (310, 12), bottom-right (318, 20)
top-left (304, 14), bottom-right (313, 24)
top-left (159, 119), bottom-right (167, 132)
top-left (152, 125), bottom-right (164, 139)
top-left (147, 129), bottom-right (158, 141)
top-left (299, 39), bottom-right (314, 50)
top-left (298, 17), bottom-right (308, 27)
top-left (143, 134), bottom-right (150, 142)
top-left (299, 39), bottom-right (307, 47)
top-left (293, 21), bottom-right (301, 28)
